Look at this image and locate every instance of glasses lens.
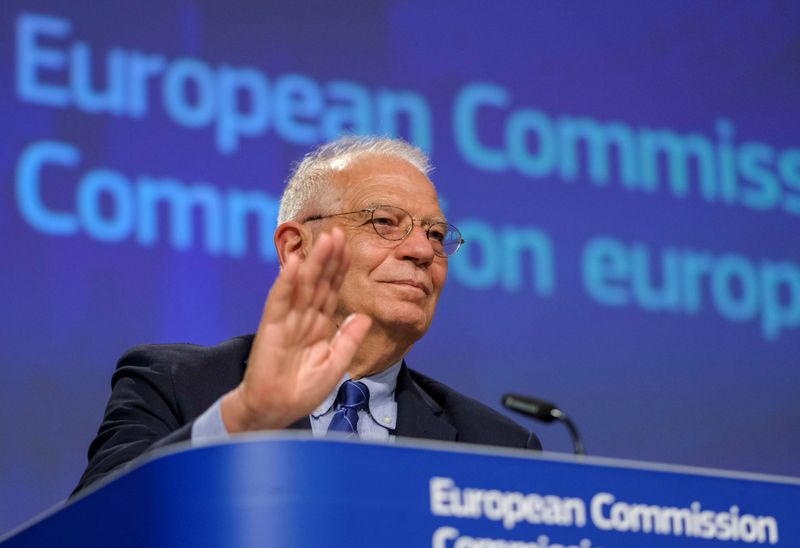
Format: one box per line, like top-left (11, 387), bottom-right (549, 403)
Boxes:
top-left (371, 206), bottom-right (410, 240)
top-left (371, 206), bottom-right (463, 257)
top-left (429, 222), bottom-right (463, 257)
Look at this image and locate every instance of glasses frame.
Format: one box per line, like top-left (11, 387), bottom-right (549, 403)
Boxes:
top-left (302, 205), bottom-right (464, 258)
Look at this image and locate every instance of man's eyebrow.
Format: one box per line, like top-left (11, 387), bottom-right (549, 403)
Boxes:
top-left (418, 213), bottom-right (448, 225)
top-left (364, 203), bottom-right (448, 224)
top-left (419, 211), bottom-right (447, 224)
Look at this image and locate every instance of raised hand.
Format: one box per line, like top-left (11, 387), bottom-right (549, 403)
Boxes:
top-left (220, 228), bottom-right (372, 433)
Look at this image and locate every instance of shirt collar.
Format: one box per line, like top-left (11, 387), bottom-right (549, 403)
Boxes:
top-left (311, 361), bottom-right (402, 429)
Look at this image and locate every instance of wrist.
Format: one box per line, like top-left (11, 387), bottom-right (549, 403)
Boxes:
top-left (221, 385), bottom-right (289, 433)
top-left (220, 386), bottom-right (256, 433)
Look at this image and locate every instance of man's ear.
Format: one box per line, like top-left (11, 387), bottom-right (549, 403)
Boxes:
top-left (274, 222), bottom-right (311, 267)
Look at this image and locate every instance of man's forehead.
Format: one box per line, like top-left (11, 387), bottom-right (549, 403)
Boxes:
top-left (331, 153), bottom-right (427, 181)
top-left (330, 155), bottom-right (443, 215)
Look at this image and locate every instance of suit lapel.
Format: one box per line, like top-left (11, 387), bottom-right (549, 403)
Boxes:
top-left (395, 363), bottom-right (456, 442)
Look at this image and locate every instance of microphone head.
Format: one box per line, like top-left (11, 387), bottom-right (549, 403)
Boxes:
top-left (502, 393), bottom-right (558, 423)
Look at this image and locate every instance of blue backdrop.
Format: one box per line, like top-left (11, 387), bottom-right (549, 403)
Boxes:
top-left (2, 0), bottom-right (799, 535)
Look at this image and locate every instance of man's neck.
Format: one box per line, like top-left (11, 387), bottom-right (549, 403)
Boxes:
top-left (346, 325), bottom-right (415, 379)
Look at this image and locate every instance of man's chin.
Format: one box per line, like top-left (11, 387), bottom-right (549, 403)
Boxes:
top-left (374, 305), bottom-right (431, 338)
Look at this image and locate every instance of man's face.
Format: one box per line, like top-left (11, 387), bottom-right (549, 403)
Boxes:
top-left (323, 155), bottom-right (448, 342)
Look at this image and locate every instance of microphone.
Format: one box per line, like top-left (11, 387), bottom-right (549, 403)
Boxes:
top-left (502, 393), bottom-right (586, 456)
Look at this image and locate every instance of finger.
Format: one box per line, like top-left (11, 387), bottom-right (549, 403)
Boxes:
top-left (320, 230), bottom-right (350, 316)
top-left (330, 231), bottom-right (351, 293)
top-left (309, 228), bottom-right (349, 312)
top-left (262, 253), bottom-right (300, 323)
top-left (310, 239), bottom-right (342, 311)
top-left (321, 286), bottom-right (338, 317)
top-left (328, 313), bottom-right (372, 373)
top-left (294, 232), bottom-right (333, 309)
top-left (299, 232), bottom-right (343, 333)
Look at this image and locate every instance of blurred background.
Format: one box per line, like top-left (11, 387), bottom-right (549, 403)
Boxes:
top-left (2, 0), bottom-right (799, 535)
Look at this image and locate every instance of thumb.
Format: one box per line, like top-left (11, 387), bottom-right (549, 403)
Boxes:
top-left (328, 313), bottom-right (372, 372)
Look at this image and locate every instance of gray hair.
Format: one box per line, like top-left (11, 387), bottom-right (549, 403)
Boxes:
top-left (277, 136), bottom-right (433, 224)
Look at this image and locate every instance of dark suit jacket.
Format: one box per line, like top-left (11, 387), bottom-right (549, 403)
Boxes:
top-left (75, 335), bottom-right (540, 493)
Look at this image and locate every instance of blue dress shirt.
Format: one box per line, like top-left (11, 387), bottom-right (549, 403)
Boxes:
top-left (191, 362), bottom-right (402, 443)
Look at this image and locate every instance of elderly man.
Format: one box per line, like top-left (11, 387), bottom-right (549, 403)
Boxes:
top-left (75, 136), bottom-right (540, 493)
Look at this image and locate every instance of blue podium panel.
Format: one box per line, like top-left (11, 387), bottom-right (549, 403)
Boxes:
top-left (3, 436), bottom-right (799, 547)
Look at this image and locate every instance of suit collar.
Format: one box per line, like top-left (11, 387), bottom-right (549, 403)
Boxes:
top-left (395, 362), bottom-right (456, 442)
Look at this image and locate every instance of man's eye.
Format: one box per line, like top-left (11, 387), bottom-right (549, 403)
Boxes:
top-left (429, 227), bottom-right (446, 242)
top-left (373, 215), bottom-right (399, 227)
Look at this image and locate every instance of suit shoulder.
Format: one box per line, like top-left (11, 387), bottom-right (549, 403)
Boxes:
top-left (74, 335), bottom-right (254, 494)
top-left (115, 334), bottom-right (255, 378)
top-left (111, 335), bottom-right (254, 408)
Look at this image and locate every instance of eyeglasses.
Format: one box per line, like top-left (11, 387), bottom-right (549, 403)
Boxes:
top-left (302, 205), bottom-right (464, 258)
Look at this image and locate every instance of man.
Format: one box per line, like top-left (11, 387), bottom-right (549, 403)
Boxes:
top-left (75, 136), bottom-right (540, 493)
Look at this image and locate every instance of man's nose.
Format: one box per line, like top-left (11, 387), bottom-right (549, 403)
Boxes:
top-left (397, 224), bottom-right (435, 265)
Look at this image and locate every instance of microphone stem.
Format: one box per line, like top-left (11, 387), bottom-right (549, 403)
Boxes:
top-left (551, 409), bottom-right (586, 456)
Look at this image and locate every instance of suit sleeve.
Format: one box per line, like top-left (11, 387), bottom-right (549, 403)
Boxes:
top-left (73, 336), bottom-right (252, 495)
top-left (72, 346), bottom-right (196, 495)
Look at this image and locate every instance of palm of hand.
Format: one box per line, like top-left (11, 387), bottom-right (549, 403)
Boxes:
top-left (228, 229), bottom-right (372, 432)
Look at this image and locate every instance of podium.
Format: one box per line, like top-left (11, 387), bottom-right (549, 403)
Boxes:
top-left (2, 435), bottom-right (799, 547)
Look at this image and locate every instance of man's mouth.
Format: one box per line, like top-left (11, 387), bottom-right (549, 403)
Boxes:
top-left (385, 280), bottom-right (431, 295)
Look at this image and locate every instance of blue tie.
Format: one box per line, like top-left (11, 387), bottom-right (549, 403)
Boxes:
top-left (327, 380), bottom-right (369, 437)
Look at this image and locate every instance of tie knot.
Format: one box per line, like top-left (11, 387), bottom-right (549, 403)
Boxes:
top-left (336, 380), bottom-right (369, 411)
